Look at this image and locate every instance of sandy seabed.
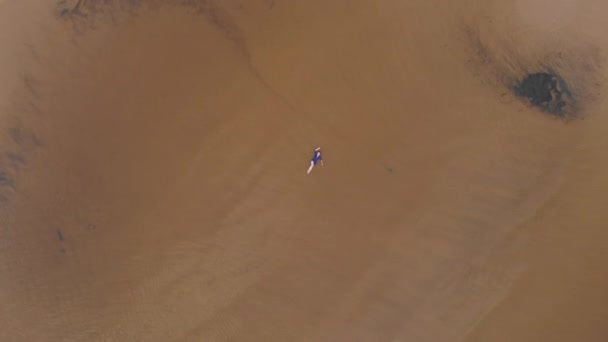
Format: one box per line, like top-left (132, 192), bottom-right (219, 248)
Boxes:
top-left (1, 0), bottom-right (608, 341)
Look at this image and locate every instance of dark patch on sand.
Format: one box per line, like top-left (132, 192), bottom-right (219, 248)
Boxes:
top-left (57, 229), bottom-right (65, 241)
top-left (0, 172), bottom-right (15, 189)
top-left (56, 0), bottom-right (251, 60)
top-left (31, 133), bottom-right (44, 148)
top-left (9, 126), bottom-right (44, 150)
top-left (0, 174), bottom-right (15, 203)
top-left (458, 20), bottom-right (604, 121)
top-left (56, 0), bottom-right (84, 18)
top-left (22, 74), bottom-right (41, 100)
top-left (514, 72), bottom-right (571, 116)
top-left (7, 153), bottom-right (26, 168)
top-left (9, 127), bottom-right (26, 146)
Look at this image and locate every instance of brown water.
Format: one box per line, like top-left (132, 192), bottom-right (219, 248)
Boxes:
top-left (1, 0), bottom-right (608, 341)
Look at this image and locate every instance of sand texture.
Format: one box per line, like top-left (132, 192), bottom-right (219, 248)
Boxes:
top-left (1, 0), bottom-right (608, 341)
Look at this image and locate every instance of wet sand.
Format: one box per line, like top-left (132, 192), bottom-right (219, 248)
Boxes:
top-left (1, 0), bottom-right (608, 341)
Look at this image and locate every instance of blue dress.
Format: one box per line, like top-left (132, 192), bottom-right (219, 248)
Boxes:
top-left (311, 151), bottom-right (322, 165)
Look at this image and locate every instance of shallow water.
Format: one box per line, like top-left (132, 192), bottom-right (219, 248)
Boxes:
top-left (1, 0), bottom-right (607, 341)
